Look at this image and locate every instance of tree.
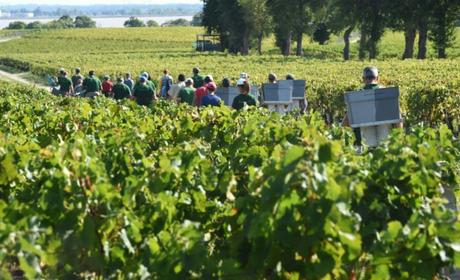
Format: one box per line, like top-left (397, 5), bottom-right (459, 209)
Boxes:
top-left (26, 21), bottom-right (43, 30)
top-left (57, 15), bottom-right (75, 28)
top-left (74, 16), bottom-right (96, 28)
top-left (387, 0), bottom-right (433, 60)
top-left (124, 17), bottom-right (146, 28)
top-left (312, 23), bottom-right (330, 45)
top-left (238, 0), bottom-right (272, 55)
top-left (191, 12), bottom-right (203, 26)
top-left (147, 20), bottom-right (160, 27)
top-left (429, 0), bottom-right (460, 58)
top-left (6, 21), bottom-right (27, 30)
top-left (267, 0), bottom-right (296, 56)
top-left (162, 18), bottom-right (191, 27)
top-left (267, 0), bottom-right (317, 56)
top-left (326, 0), bottom-right (360, 60)
top-left (202, 0), bottom-right (250, 54)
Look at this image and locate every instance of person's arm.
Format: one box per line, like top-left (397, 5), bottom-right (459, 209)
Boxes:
top-left (151, 88), bottom-right (158, 101)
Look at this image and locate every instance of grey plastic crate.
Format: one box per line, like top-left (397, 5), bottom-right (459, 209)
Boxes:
top-left (279, 80), bottom-right (306, 100)
top-left (345, 87), bottom-right (402, 128)
top-left (262, 83), bottom-right (293, 104)
top-left (251, 86), bottom-right (259, 101)
top-left (216, 87), bottom-right (240, 106)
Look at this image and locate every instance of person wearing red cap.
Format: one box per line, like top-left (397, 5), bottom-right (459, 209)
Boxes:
top-left (202, 82), bottom-right (221, 107)
top-left (193, 75), bottom-right (213, 107)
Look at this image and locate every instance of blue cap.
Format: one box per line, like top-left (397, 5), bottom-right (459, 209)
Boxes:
top-left (139, 76), bottom-right (147, 82)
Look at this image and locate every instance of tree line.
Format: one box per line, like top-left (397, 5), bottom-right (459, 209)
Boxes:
top-left (202, 0), bottom-right (460, 59)
top-left (5, 16), bottom-right (96, 30)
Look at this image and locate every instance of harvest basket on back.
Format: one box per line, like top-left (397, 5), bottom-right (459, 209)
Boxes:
top-left (216, 87), bottom-right (240, 106)
top-left (262, 82), bottom-right (293, 105)
top-left (345, 87), bottom-right (402, 128)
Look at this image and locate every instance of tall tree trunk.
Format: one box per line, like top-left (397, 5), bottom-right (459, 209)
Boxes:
top-left (368, 0), bottom-right (382, 59)
top-left (368, 40), bottom-right (377, 59)
top-left (417, 20), bottom-right (428, 59)
top-left (283, 32), bottom-right (292, 56)
top-left (241, 31), bottom-right (250, 56)
top-left (438, 47), bottom-right (447, 59)
top-left (257, 34), bottom-right (263, 55)
top-left (359, 29), bottom-right (367, 60)
top-left (402, 24), bottom-right (417, 59)
top-left (296, 32), bottom-right (303, 56)
top-left (343, 27), bottom-right (353, 61)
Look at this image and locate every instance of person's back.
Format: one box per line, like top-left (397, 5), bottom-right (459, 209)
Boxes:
top-left (83, 76), bottom-right (98, 92)
top-left (170, 74), bottom-right (186, 101)
top-left (202, 94), bottom-right (221, 107)
top-left (71, 70), bottom-right (83, 90)
top-left (192, 67), bottom-right (204, 88)
top-left (178, 79), bottom-right (195, 105)
top-left (102, 77), bottom-right (113, 97)
top-left (202, 83), bottom-right (220, 107)
top-left (193, 75), bottom-right (213, 107)
top-left (83, 71), bottom-right (102, 98)
top-left (134, 77), bottom-right (155, 106)
top-left (194, 86), bottom-right (208, 107)
top-left (160, 70), bottom-right (173, 98)
top-left (113, 78), bottom-right (131, 100)
top-left (124, 79), bottom-right (134, 90)
top-left (58, 73), bottom-right (73, 95)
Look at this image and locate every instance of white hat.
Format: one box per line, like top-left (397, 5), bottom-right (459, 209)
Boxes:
top-left (240, 72), bottom-right (249, 79)
top-left (237, 78), bottom-right (246, 86)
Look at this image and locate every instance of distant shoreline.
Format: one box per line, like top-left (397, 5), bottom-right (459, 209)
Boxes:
top-left (1, 15), bottom-right (196, 21)
top-left (0, 15), bottom-right (195, 28)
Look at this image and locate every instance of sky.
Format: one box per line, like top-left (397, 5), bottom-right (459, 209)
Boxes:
top-left (0, 0), bottom-right (201, 5)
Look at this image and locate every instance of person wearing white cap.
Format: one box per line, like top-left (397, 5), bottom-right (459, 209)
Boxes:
top-left (240, 72), bottom-right (249, 80)
top-left (232, 78), bottom-right (256, 110)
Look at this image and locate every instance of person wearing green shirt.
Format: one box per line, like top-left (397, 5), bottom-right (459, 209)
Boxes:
top-left (57, 70), bottom-right (73, 96)
top-left (138, 72), bottom-right (157, 96)
top-left (113, 77), bottom-right (131, 100)
top-left (192, 67), bottom-right (204, 88)
top-left (83, 70), bottom-right (102, 98)
top-left (232, 79), bottom-right (257, 110)
top-left (134, 76), bottom-right (156, 106)
top-left (177, 78), bottom-right (195, 105)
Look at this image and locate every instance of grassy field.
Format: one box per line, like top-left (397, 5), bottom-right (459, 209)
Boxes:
top-left (0, 27), bottom-right (458, 79)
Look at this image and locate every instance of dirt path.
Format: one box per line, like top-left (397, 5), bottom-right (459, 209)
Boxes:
top-left (0, 35), bottom-right (50, 91)
top-left (0, 69), bottom-right (50, 90)
top-left (0, 36), bottom-right (21, 43)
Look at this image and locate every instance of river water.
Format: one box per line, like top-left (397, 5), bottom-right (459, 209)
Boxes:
top-left (0, 16), bottom-right (193, 29)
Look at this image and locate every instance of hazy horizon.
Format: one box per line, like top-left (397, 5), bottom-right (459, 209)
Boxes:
top-left (0, 0), bottom-right (202, 6)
